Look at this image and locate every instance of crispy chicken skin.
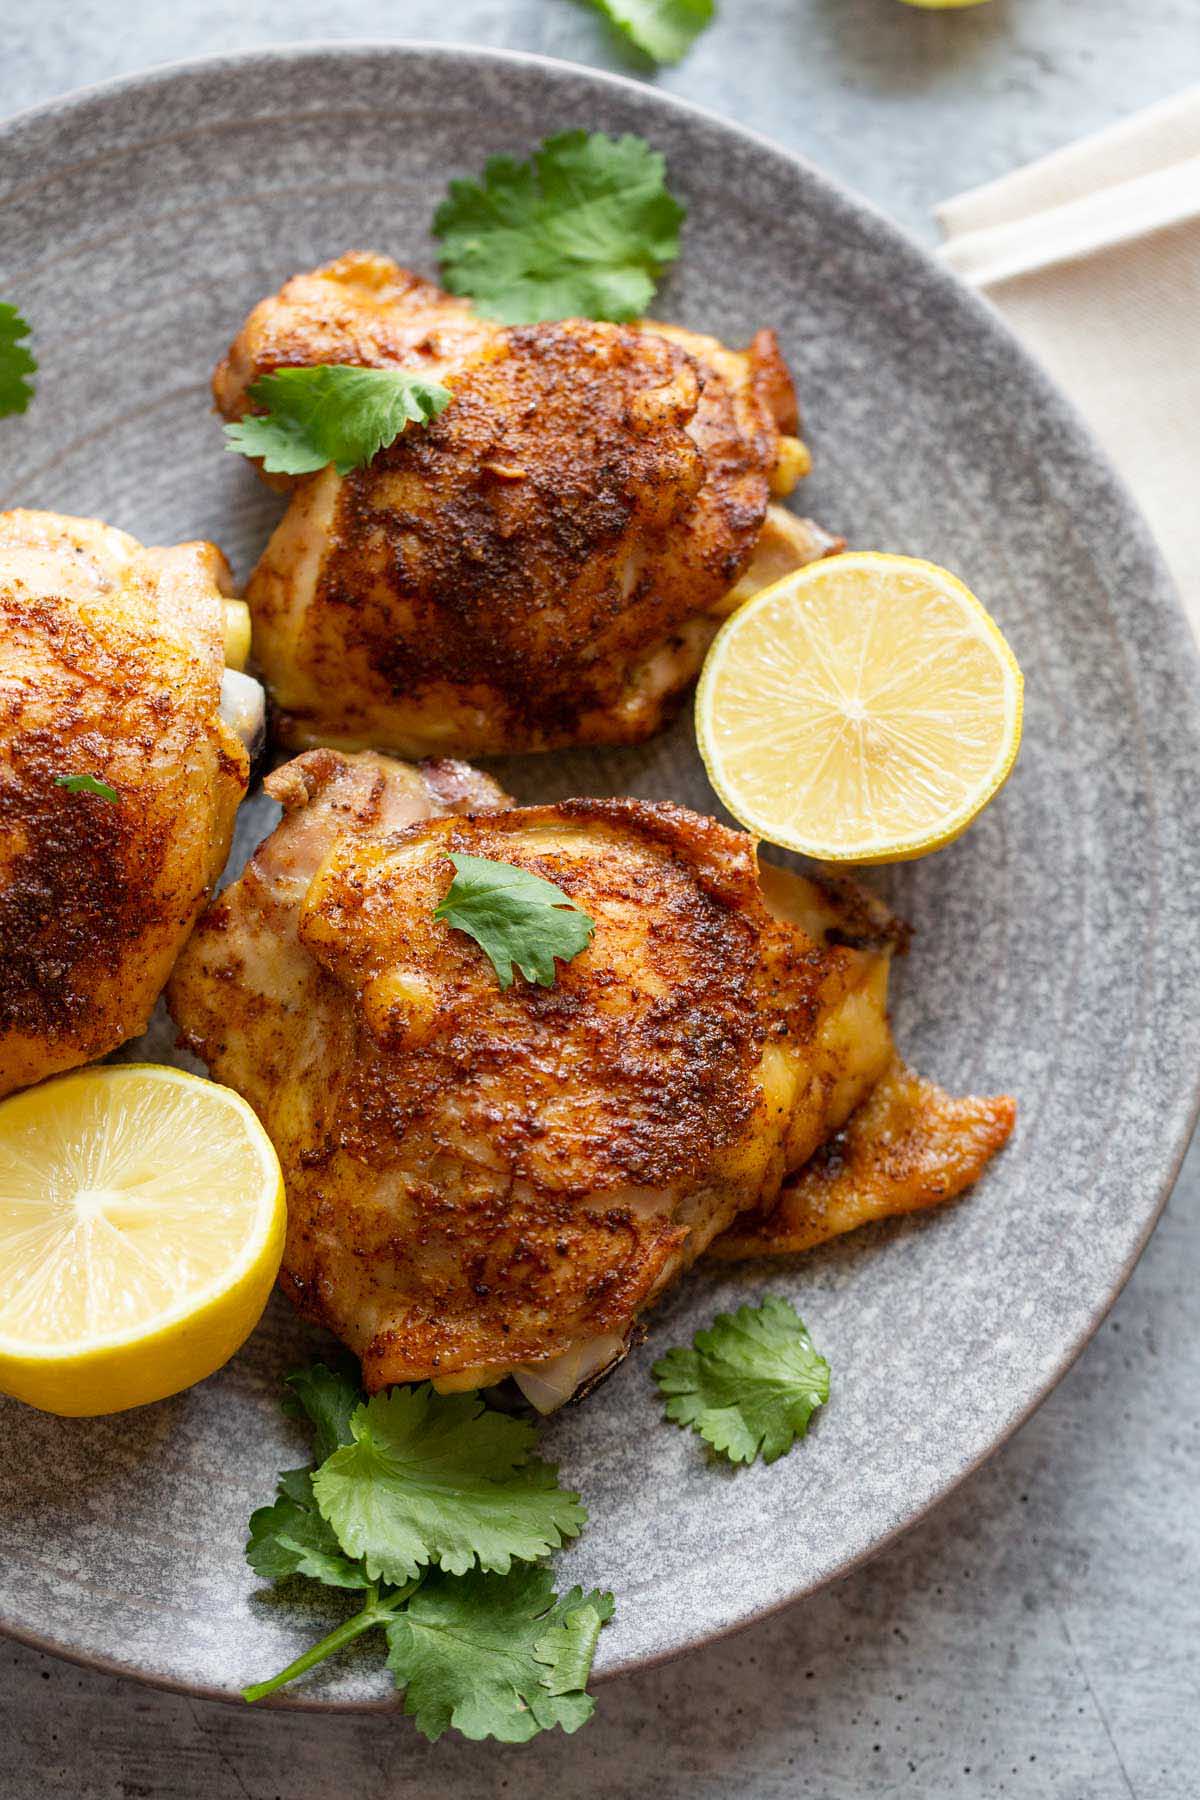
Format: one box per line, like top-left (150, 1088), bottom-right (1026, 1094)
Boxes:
top-left (0, 510), bottom-right (250, 1097)
top-left (167, 750), bottom-right (895, 1404)
top-left (713, 1057), bottom-right (1016, 1260)
top-left (217, 253), bottom-right (839, 756)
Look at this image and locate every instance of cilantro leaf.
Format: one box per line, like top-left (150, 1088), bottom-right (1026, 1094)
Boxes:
top-left (0, 304), bottom-right (36, 417)
top-left (385, 1566), bottom-right (614, 1743)
top-left (434, 852), bottom-right (595, 990)
top-left (312, 1385), bottom-right (586, 1585)
top-left (590, 0), bottom-right (714, 64)
top-left (246, 1467), bottom-right (372, 1590)
top-left (535, 1590), bottom-right (614, 1695)
top-left (433, 130), bottom-right (684, 324)
top-left (281, 1360), bottom-right (361, 1463)
top-left (223, 364), bottom-right (451, 476)
top-left (653, 1296), bottom-right (830, 1465)
top-left (246, 1363), bottom-right (366, 1588)
top-left (54, 773), bottom-right (118, 802)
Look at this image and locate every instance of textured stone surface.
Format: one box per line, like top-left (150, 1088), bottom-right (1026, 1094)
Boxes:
top-left (2, 5), bottom-right (1199, 1795)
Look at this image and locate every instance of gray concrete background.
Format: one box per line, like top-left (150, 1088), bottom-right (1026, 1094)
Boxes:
top-left (2, 4), bottom-right (1199, 1796)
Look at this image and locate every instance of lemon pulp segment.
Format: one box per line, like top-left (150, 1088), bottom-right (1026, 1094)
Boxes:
top-left (696, 553), bottom-right (1023, 863)
top-left (0, 1065), bottom-right (285, 1415)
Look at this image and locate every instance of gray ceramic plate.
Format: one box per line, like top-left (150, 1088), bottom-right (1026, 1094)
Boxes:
top-left (1, 42), bottom-right (1198, 1711)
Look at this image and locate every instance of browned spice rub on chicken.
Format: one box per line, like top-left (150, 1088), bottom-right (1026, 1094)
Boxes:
top-left (168, 750), bottom-right (908, 1408)
top-left (215, 252), bottom-right (839, 757)
top-left (0, 510), bottom-right (256, 1098)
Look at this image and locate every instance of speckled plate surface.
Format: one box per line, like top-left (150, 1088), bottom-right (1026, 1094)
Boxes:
top-left (1, 42), bottom-right (1198, 1711)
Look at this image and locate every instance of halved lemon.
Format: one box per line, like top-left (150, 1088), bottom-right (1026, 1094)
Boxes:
top-left (0, 1065), bottom-right (285, 1416)
top-left (696, 553), bottom-right (1023, 863)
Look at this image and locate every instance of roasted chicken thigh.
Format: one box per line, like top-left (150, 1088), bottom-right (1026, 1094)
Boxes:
top-left (167, 750), bottom-right (898, 1406)
top-left (0, 510), bottom-right (259, 1097)
top-left (216, 253), bottom-right (838, 756)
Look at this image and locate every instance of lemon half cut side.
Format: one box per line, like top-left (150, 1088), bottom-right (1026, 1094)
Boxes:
top-left (0, 1064), bottom-right (285, 1416)
top-left (696, 552), bottom-right (1024, 864)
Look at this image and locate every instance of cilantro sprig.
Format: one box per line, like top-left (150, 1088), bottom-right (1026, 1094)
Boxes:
top-left (0, 304), bottom-right (36, 417)
top-left (434, 852), bottom-right (595, 990)
top-left (653, 1297), bottom-right (830, 1465)
top-left (242, 1362), bottom-right (611, 1736)
top-left (589, 0), bottom-right (715, 64)
top-left (54, 773), bottom-right (118, 802)
top-left (433, 130), bottom-right (684, 325)
top-left (223, 365), bottom-right (451, 476)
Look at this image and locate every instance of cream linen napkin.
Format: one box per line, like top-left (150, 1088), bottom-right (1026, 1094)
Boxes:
top-left (936, 88), bottom-right (1200, 637)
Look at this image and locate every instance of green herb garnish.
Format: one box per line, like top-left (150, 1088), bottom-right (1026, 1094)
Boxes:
top-left (223, 365), bottom-right (451, 476)
top-left (590, 0), bottom-right (714, 64)
top-left (54, 773), bottom-right (118, 802)
top-left (653, 1296), bottom-right (830, 1465)
top-left (281, 1360), bottom-right (363, 1463)
top-left (385, 1566), bottom-right (615, 1743)
top-left (433, 130), bottom-right (684, 325)
top-left (242, 1362), bottom-right (611, 1737)
top-left (434, 852), bottom-right (595, 990)
top-left (0, 304), bottom-right (36, 417)
top-left (311, 1383), bottom-right (587, 1584)
top-left (246, 1467), bottom-right (371, 1591)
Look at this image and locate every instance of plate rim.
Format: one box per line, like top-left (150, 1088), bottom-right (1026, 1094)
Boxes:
top-left (2, 36), bottom-right (1200, 1711)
